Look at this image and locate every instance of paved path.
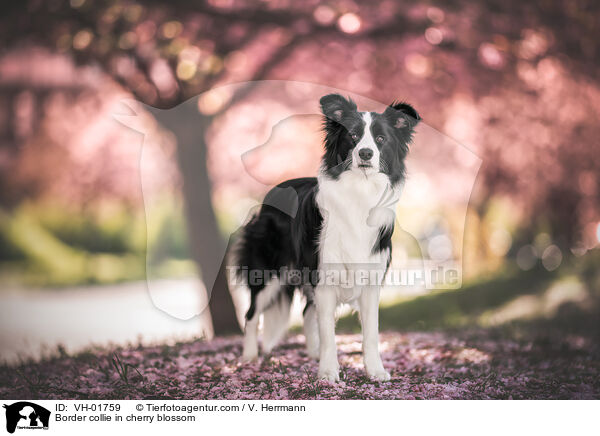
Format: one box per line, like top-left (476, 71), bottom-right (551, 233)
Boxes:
top-left (0, 280), bottom-right (209, 364)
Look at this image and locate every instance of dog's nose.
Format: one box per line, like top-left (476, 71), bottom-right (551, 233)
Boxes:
top-left (358, 148), bottom-right (373, 161)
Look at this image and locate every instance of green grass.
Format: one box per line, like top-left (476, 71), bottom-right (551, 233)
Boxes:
top-left (0, 198), bottom-right (195, 287)
top-left (336, 251), bottom-right (600, 338)
top-left (337, 266), bottom-right (561, 333)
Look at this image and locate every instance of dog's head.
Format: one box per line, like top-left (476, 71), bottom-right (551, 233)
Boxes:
top-left (319, 94), bottom-right (420, 185)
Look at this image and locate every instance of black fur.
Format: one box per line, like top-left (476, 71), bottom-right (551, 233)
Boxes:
top-left (372, 225), bottom-right (394, 260)
top-left (235, 178), bottom-right (322, 320)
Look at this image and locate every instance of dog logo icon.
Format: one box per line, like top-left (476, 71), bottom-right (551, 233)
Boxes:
top-left (3, 402), bottom-right (50, 434)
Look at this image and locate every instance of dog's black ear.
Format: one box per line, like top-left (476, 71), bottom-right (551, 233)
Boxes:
top-left (319, 94), bottom-right (357, 122)
top-left (384, 101), bottom-right (420, 130)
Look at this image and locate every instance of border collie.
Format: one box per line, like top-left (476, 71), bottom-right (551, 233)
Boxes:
top-left (230, 94), bottom-right (420, 381)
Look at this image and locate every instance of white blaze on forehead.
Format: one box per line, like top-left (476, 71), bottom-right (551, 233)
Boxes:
top-left (359, 112), bottom-right (376, 147)
top-left (352, 112), bottom-right (380, 170)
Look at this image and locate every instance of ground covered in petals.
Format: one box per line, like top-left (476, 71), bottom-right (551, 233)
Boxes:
top-left (2, 328), bottom-right (599, 400)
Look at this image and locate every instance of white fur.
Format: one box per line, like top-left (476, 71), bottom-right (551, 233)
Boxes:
top-left (316, 170), bottom-right (395, 269)
top-left (262, 294), bottom-right (291, 354)
top-left (254, 276), bottom-right (282, 314)
top-left (303, 303), bottom-right (320, 359)
top-left (352, 112), bottom-right (381, 172)
top-left (242, 277), bottom-right (287, 361)
top-left (314, 154), bottom-right (398, 381)
top-left (366, 206), bottom-right (396, 229)
top-left (242, 315), bottom-right (259, 362)
top-left (315, 287), bottom-right (339, 381)
top-left (359, 286), bottom-right (390, 380)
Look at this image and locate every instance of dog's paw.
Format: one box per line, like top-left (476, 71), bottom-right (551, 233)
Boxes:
top-left (367, 368), bottom-right (391, 382)
top-left (241, 348), bottom-right (258, 363)
top-left (241, 355), bottom-right (258, 363)
top-left (318, 366), bottom-right (340, 383)
top-left (319, 370), bottom-right (340, 383)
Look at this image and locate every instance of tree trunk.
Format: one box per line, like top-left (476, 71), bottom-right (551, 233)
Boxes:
top-left (153, 100), bottom-right (240, 336)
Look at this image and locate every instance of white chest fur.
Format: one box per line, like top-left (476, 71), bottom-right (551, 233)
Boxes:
top-left (316, 170), bottom-right (398, 301)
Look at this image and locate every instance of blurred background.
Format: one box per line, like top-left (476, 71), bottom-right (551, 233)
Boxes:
top-left (0, 0), bottom-right (599, 365)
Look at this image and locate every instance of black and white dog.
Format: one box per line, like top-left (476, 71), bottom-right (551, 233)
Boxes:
top-left (230, 94), bottom-right (420, 381)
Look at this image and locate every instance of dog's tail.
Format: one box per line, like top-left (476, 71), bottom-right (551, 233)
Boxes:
top-left (261, 293), bottom-right (292, 354)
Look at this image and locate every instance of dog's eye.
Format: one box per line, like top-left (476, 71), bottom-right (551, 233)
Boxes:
top-left (351, 133), bottom-right (359, 141)
top-left (376, 135), bottom-right (385, 144)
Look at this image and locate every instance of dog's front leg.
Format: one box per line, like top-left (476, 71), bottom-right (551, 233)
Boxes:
top-left (242, 315), bottom-right (259, 362)
top-left (315, 286), bottom-right (339, 382)
top-left (359, 287), bottom-right (390, 381)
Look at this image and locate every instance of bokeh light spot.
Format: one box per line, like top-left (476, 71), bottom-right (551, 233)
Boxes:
top-left (542, 245), bottom-right (562, 271)
top-left (570, 244), bottom-right (587, 257)
top-left (425, 27), bottom-right (443, 45)
top-left (517, 29), bottom-right (549, 60)
top-left (118, 32), bottom-right (137, 50)
top-left (338, 13), bottom-right (361, 34)
top-left (123, 5), bottom-right (143, 23)
top-left (428, 234), bottom-right (453, 262)
top-left (314, 5), bottom-right (336, 26)
top-left (176, 60), bottom-right (197, 81)
top-left (516, 245), bottom-right (537, 270)
top-left (197, 88), bottom-right (232, 115)
top-left (347, 70), bottom-right (372, 94)
top-left (405, 53), bottom-right (432, 77)
top-left (73, 30), bottom-right (93, 50)
top-left (478, 43), bottom-right (505, 69)
top-left (179, 46), bottom-right (201, 63)
top-left (161, 21), bottom-right (182, 39)
top-left (199, 55), bottom-right (223, 74)
top-left (426, 7), bottom-right (445, 23)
